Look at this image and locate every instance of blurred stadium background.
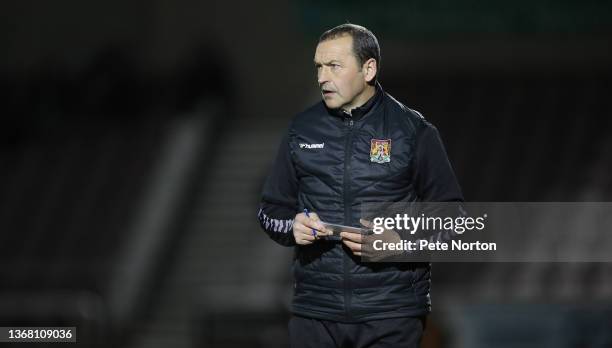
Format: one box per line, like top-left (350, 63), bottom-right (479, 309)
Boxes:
top-left (1, 0), bottom-right (612, 347)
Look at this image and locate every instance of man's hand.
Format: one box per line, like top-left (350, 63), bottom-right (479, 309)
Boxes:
top-left (293, 212), bottom-right (330, 245)
top-left (340, 219), bottom-right (371, 256)
top-left (341, 219), bottom-right (402, 260)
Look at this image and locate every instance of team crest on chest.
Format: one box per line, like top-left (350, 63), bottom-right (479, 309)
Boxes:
top-left (370, 139), bottom-right (391, 163)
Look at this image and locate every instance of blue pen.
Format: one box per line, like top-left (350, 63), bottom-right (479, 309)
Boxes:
top-left (303, 208), bottom-right (317, 237)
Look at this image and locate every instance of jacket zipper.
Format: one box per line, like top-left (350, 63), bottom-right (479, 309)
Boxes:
top-left (343, 117), bottom-right (354, 321)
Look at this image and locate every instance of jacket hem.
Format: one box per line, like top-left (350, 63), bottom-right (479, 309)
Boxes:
top-left (291, 305), bottom-right (430, 323)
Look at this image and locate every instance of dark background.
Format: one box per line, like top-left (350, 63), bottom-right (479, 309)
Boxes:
top-left (1, 1), bottom-right (612, 347)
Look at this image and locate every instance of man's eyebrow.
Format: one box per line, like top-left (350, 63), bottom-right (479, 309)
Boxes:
top-left (313, 60), bottom-right (341, 66)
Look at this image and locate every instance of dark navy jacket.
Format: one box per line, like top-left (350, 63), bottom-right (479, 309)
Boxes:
top-left (258, 83), bottom-right (463, 322)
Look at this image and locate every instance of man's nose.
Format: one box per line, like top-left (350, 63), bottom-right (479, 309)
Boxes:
top-left (317, 67), bottom-right (329, 85)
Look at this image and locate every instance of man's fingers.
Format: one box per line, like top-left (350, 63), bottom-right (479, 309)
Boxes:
top-left (301, 221), bottom-right (329, 236)
top-left (342, 239), bottom-right (362, 253)
top-left (340, 231), bottom-right (363, 243)
top-left (295, 225), bottom-right (317, 239)
top-left (304, 220), bottom-right (327, 234)
top-left (295, 213), bottom-right (328, 235)
top-left (300, 232), bottom-right (316, 241)
top-left (294, 229), bottom-right (315, 245)
top-left (293, 216), bottom-right (329, 244)
top-left (296, 239), bottom-right (313, 245)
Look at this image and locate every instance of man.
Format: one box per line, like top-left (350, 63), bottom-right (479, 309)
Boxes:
top-left (258, 23), bottom-right (463, 348)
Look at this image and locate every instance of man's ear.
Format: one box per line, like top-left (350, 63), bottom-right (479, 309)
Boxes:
top-left (362, 58), bottom-right (377, 83)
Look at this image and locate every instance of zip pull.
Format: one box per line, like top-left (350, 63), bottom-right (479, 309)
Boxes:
top-left (349, 119), bottom-right (354, 127)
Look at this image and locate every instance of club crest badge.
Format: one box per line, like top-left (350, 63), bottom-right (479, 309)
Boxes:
top-left (370, 139), bottom-right (391, 163)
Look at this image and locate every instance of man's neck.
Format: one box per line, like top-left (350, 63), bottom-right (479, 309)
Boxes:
top-left (342, 85), bottom-right (376, 114)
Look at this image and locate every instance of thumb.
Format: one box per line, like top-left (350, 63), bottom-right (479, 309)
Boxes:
top-left (309, 212), bottom-right (321, 221)
top-left (307, 212), bottom-right (326, 232)
top-left (360, 218), bottom-right (373, 228)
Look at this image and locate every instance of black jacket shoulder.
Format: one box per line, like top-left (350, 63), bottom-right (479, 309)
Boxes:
top-left (290, 101), bottom-right (328, 130)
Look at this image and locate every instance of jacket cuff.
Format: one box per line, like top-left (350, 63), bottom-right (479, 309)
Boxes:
top-left (257, 207), bottom-right (297, 246)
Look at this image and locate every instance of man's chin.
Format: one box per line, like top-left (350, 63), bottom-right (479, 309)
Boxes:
top-left (322, 100), bottom-right (341, 109)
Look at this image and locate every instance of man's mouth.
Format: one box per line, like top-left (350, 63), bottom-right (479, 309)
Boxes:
top-left (322, 90), bottom-right (335, 96)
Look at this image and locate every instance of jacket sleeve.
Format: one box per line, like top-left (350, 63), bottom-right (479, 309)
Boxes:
top-left (258, 133), bottom-right (298, 246)
top-left (414, 122), bottom-right (465, 244)
top-left (415, 123), bottom-right (464, 202)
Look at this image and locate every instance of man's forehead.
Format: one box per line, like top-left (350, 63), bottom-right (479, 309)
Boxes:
top-left (314, 35), bottom-right (354, 62)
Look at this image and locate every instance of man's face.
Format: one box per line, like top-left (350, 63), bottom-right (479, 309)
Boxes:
top-left (314, 35), bottom-right (370, 111)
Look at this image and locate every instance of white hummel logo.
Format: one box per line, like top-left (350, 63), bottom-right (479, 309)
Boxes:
top-left (299, 143), bottom-right (325, 149)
